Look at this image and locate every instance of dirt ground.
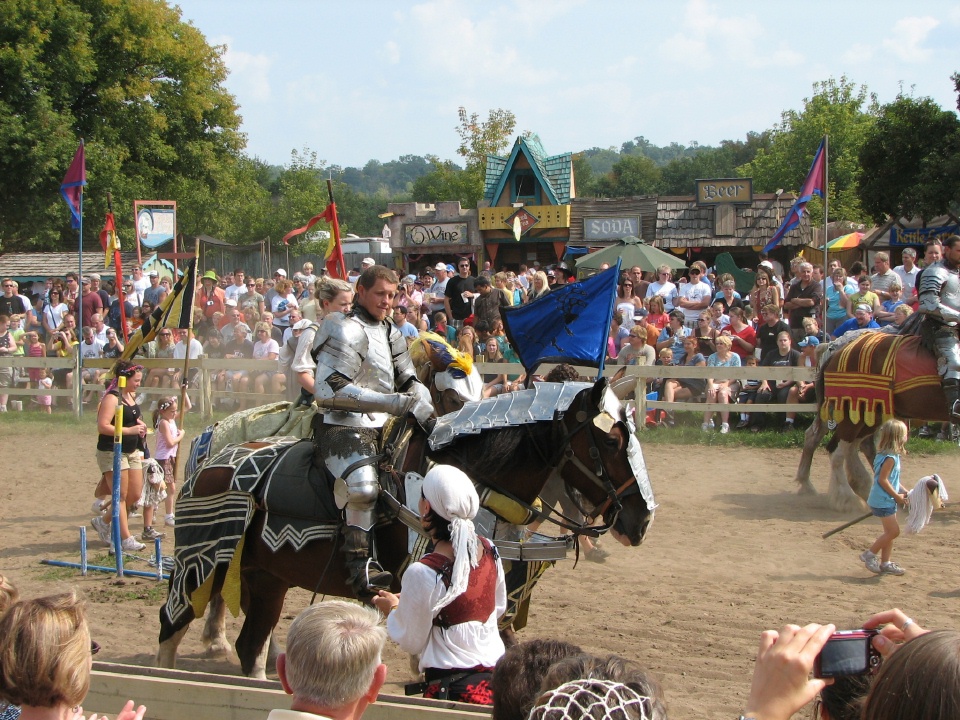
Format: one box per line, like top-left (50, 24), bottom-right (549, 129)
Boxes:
top-left (2, 416), bottom-right (959, 720)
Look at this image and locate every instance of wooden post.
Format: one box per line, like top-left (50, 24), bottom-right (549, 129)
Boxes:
top-left (74, 350), bottom-right (82, 419)
top-left (177, 240), bottom-right (200, 426)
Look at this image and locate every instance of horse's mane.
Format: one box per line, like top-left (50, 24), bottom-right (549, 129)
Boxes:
top-left (430, 419), bottom-right (554, 479)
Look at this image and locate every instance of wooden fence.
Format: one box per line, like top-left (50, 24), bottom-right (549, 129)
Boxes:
top-left (0, 357), bottom-right (818, 423)
top-left (88, 662), bottom-right (488, 720)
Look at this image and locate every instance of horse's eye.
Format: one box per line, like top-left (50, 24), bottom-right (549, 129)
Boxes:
top-left (604, 436), bottom-right (620, 450)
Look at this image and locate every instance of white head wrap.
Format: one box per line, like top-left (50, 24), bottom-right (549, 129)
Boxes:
top-left (422, 465), bottom-right (480, 613)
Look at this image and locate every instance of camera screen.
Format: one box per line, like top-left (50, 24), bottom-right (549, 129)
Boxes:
top-left (819, 637), bottom-right (869, 677)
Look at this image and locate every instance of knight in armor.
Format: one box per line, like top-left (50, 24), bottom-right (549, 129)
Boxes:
top-left (917, 234), bottom-right (960, 423)
top-left (311, 265), bottom-right (434, 598)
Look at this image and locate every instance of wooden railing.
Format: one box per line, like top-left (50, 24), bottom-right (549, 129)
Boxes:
top-left (0, 357), bottom-right (818, 424)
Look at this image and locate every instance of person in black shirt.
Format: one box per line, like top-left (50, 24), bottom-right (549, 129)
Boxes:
top-left (0, 278), bottom-right (26, 318)
top-left (755, 303), bottom-right (790, 360)
top-left (444, 259), bottom-right (476, 330)
top-left (756, 331), bottom-right (802, 432)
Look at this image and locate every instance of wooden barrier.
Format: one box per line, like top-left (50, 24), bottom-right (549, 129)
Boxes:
top-left (0, 357), bottom-right (818, 424)
top-left (88, 663), bottom-right (489, 720)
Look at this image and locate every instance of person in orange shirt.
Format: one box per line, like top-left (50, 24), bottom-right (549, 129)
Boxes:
top-left (195, 270), bottom-right (226, 319)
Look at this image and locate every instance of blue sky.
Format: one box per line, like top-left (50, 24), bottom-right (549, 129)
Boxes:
top-left (171, 0), bottom-right (960, 169)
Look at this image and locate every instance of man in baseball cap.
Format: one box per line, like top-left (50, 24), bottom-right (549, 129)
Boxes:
top-left (831, 302), bottom-right (880, 340)
top-left (361, 258), bottom-right (375, 268)
top-left (428, 263), bottom-right (450, 316)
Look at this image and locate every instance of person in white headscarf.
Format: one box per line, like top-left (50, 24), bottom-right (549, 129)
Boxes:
top-left (373, 465), bottom-right (506, 705)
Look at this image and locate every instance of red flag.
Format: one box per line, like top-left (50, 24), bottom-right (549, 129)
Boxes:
top-left (100, 212), bottom-right (129, 340)
top-left (282, 203), bottom-right (346, 279)
top-left (60, 142), bottom-right (87, 229)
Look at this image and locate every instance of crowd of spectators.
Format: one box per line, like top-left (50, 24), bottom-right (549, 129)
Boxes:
top-left (0, 242), bottom-right (938, 421)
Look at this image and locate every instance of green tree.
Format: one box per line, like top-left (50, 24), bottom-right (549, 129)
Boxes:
top-left (0, 0), bottom-right (247, 250)
top-left (659, 131), bottom-right (772, 195)
top-left (410, 157), bottom-right (474, 205)
top-left (455, 107), bottom-right (516, 207)
top-left (857, 95), bottom-right (960, 224)
top-left (739, 77), bottom-right (878, 224)
top-left (594, 154), bottom-right (662, 197)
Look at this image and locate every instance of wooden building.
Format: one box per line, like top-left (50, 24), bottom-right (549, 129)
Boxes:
top-left (478, 135), bottom-right (574, 268)
top-left (654, 192), bottom-right (809, 267)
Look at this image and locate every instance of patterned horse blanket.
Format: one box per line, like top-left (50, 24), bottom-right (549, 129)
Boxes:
top-left (821, 332), bottom-right (940, 426)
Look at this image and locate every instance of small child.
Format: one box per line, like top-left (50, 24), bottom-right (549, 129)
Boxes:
top-left (736, 355), bottom-right (762, 431)
top-left (860, 418), bottom-right (910, 576)
top-left (153, 396), bottom-right (186, 528)
top-left (25, 331), bottom-right (45, 386)
top-left (35, 367), bottom-right (53, 413)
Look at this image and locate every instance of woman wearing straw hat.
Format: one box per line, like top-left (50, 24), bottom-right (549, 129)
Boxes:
top-left (373, 465), bottom-right (506, 705)
top-left (195, 270), bottom-right (226, 319)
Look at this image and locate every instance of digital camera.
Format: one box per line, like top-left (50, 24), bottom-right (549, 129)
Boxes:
top-left (813, 629), bottom-right (881, 678)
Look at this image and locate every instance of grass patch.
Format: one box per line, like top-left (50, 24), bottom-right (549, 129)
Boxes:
top-left (638, 418), bottom-right (960, 454)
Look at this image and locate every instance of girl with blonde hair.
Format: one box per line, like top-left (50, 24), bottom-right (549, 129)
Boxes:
top-left (860, 419), bottom-right (910, 576)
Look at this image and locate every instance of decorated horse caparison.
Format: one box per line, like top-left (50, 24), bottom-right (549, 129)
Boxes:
top-left (794, 327), bottom-right (947, 511)
top-left (157, 374), bottom-right (656, 677)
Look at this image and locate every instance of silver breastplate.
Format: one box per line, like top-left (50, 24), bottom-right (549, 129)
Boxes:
top-left (919, 263), bottom-right (960, 322)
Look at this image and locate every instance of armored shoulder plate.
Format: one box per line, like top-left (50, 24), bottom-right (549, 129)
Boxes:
top-left (919, 262), bottom-right (960, 319)
top-left (313, 313), bottom-right (366, 380)
top-left (429, 381), bottom-right (593, 450)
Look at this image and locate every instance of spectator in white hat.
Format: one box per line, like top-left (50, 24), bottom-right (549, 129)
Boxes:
top-left (831, 302), bottom-right (880, 340)
top-left (361, 258), bottom-right (375, 269)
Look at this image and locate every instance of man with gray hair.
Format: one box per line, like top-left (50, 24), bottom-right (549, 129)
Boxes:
top-left (782, 262), bottom-right (822, 343)
top-left (893, 247), bottom-right (920, 302)
top-left (272, 601), bottom-right (387, 720)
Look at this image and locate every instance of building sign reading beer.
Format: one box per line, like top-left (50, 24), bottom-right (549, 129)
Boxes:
top-left (403, 222), bottom-right (469, 246)
top-left (583, 216), bottom-right (641, 240)
top-left (695, 178), bottom-right (753, 206)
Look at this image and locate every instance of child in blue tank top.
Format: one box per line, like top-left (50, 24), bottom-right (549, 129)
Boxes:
top-left (860, 419), bottom-right (910, 576)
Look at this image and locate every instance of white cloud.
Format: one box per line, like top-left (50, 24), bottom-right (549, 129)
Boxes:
top-left (657, 0), bottom-right (804, 71)
top-left (840, 43), bottom-right (874, 65)
top-left (882, 16), bottom-right (939, 62)
top-left (384, 40), bottom-right (401, 65)
top-left (219, 37), bottom-right (273, 103)
top-left (392, 0), bottom-right (573, 87)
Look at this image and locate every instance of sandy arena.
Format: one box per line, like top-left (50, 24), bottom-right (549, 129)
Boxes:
top-left (2, 417), bottom-right (959, 719)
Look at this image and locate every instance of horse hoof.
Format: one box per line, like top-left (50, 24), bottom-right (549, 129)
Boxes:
top-left (797, 482), bottom-right (817, 496)
top-left (203, 639), bottom-right (232, 658)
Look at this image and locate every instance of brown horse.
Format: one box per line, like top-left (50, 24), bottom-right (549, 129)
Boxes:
top-left (157, 375), bottom-right (655, 677)
top-left (794, 329), bottom-right (946, 511)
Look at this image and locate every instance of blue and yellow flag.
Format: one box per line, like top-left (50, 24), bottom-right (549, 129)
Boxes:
top-left (120, 259), bottom-right (197, 362)
top-left (503, 260), bottom-right (620, 375)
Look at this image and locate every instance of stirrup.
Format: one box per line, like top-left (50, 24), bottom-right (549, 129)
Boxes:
top-left (351, 558), bottom-right (393, 598)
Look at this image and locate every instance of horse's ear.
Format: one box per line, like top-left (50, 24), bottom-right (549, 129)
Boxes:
top-left (590, 373), bottom-right (610, 408)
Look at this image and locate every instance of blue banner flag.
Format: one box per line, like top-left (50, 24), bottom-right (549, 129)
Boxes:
top-left (763, 138), bottom-right (826, 253)
top-left (503, 260), bottom-right (621, 375)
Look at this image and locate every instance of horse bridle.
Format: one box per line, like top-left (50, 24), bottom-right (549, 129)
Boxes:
top-left (539, 388), bottom-right (641, 537)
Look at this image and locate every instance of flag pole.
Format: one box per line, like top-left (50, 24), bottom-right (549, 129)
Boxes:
top-left (822, 135), bottom-right (829, 332)
top-left (177, 240), bottom-right (200, 426)
top-left (77, 139), bottom-right (85, 420)
top-left (78, 139), bottom-right (85, 300)
top-left (327, 180), bottom-right (347, 278)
